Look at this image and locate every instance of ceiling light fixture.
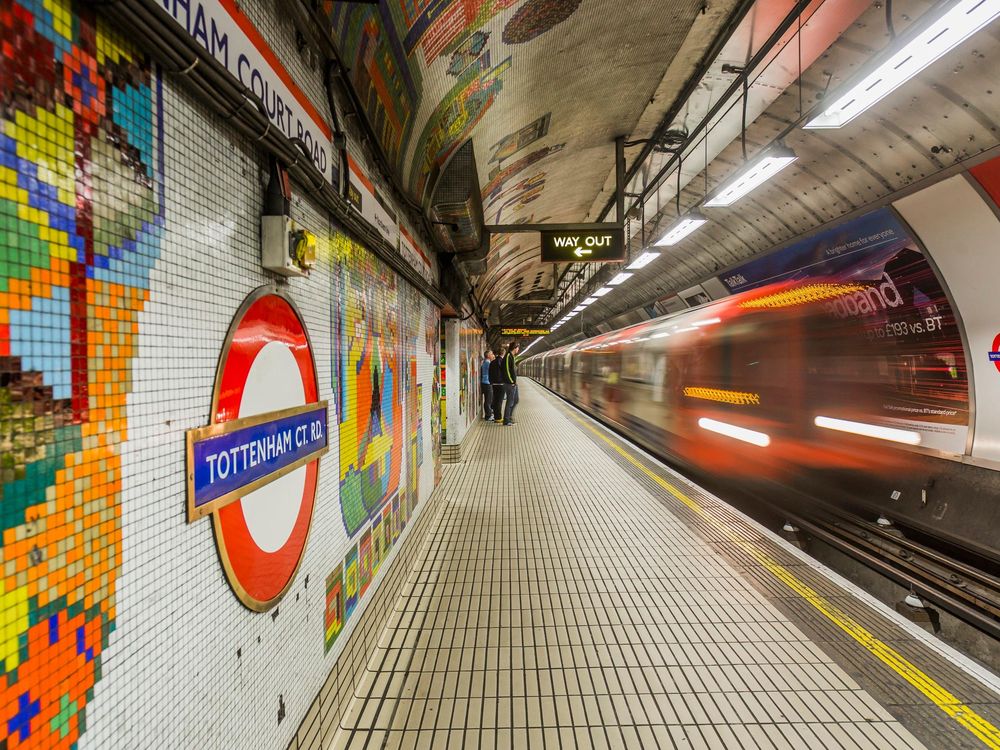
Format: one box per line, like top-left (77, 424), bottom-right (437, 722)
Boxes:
top-left (703, 146), bottom-right (797, 207)
top-left (594, 287), bottom-right (613, 297)
top-left (655, 213), bottom-right (708, 246)
top-left (626, 251), bottom-right (660, 270)
top-left (520, 337), bottom-right (542, 355)
top-left (805, 0), bottom-right (1000, 130)
top-left (609, 272), bottom-right (633, 285)
top-left (581, 297), bottom-right (598, 305)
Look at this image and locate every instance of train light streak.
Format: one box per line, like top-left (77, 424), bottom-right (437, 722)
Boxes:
top-left (684, 387), bottom-right (760, 406)
top-left (805, 0), bottom-right (1000, 129)
top-left (738, 283), bottom-right (867, 309)
top-left (704, 147), bottom-right (797, 207)
top-left (698, 418), bottom-right (771, 447)
top-left (692, 317), bottom-right (721, 326)
top-left (814, 416), bottom-right (921, 445)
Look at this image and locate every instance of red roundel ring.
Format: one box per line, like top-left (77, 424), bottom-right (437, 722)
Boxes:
top-left (210, 288), bottom-right (320, 611)
top-left (993, 333), bottom-right (1000, 374)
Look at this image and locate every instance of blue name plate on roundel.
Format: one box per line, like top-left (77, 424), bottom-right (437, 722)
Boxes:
top-left (186, 402), bottom-right (329, 521)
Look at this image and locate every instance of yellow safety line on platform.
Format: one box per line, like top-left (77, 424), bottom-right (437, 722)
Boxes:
top-left (574, 415), bottom-right (1000, 749)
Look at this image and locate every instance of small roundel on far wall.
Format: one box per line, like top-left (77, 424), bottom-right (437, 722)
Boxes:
top-left (503, 0), bottom-right (583, 45)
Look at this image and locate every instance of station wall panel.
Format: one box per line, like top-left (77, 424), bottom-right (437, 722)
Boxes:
top-left (443, 319), bottom-right (486, 446)
top-left (894, 171), bottom-right (1000, 463)
top-left (0, 2), bottom-right (444, 748)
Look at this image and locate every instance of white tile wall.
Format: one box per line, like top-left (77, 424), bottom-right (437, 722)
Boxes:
top-left (71, 4), bottom-right (446, 750)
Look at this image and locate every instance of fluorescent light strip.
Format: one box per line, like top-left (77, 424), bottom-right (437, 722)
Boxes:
top-left (627, 251), bottom-right (660, 270)
top-left (698, 417), bottom-right (770, 447)
top-left (520, 337), bottom-right (542, 355)
top-left (704, 151), bottom-right (797, 207)
top-left (594, 287), bottom-right (613, 297)
top-left (814, 416), bottom-right (921, 445)
top-left (656, 216), bottom-right (707, 247)
top-left (582, 297), bottom-right (598, 305)
top-left (806, 0), bottom-right (1000, 129)
top-left (609, 272), bottom-right (633, 285)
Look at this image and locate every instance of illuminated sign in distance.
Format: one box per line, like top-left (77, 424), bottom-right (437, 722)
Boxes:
top-left (500, 327), bottom-right (551, 336)
top-left (540, 228), bottom-right (624, 263)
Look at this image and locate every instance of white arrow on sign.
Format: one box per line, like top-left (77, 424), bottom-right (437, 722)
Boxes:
top-left (574, 248), bottom-right (592, 258)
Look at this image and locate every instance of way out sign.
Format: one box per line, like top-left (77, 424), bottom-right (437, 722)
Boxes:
top-left (186, 288), bottom-right (329, 611)
top-left (540, 227), bottom-right (624, 263)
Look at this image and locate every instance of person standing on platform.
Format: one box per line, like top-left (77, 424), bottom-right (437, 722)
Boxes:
top-left (490, 346), bottom-right (506, 422)
top-left (480, 350), bottom-right (494, 421)
top-left (501, 340), bottom-right (520, 426)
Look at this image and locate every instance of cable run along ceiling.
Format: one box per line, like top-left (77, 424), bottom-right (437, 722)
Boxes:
top-left (322, 0), bottom-right (746, 321)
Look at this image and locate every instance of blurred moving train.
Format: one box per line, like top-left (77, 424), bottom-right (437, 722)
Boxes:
top-left (522, 274), bottom-right (1000, 563)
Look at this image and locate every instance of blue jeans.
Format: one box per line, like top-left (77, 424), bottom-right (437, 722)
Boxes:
top-left (503, 383), bottom-right (519, 423)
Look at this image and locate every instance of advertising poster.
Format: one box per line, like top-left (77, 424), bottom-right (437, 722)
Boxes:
top-left (719, 209), bottom-right (969, 454)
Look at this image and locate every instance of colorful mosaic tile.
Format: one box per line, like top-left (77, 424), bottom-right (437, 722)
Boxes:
top-left (0, 0), bottom-right (162, 746)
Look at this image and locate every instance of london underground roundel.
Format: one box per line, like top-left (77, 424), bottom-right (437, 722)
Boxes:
top-left (186, 288), bottom-right (329, 611)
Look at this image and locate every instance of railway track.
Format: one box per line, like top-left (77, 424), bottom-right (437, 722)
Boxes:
top-left (777, 503), bottom-right (1000, 640)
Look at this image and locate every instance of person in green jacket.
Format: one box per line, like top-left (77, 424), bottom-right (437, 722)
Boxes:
top-left (500, 341), bottom-right (520, 426)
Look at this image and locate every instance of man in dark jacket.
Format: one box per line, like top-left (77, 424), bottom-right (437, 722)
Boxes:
top-left (501, 340), bottom-right (520, 426)
top-left (489, 346), bottom-right (506, 422)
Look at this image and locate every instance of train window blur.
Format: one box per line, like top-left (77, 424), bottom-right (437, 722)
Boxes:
top-left (652, 355), bottom-right (667, 402)
top-left (622, 349), bottom-right (654, 385)
top-left (595, 351), bottom-right (618, 381)
top-left (684, 319), bottom-right (790, 413)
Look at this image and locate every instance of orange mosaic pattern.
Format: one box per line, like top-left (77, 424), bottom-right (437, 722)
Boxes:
top-left (0, 1), bottom-right (162, 745)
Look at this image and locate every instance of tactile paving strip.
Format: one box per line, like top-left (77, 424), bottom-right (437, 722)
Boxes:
top-left (328, 381), bottom-right (1000, 749)
top-left (539, 384), bottom-right (1000, 750)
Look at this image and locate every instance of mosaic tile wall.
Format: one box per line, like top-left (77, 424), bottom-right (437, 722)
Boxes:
top-left (0, 3), bottom-right (163, 747)
top-left (325, 233), bottom-right (441, 654)
top-left (0, 1), bottom-right (465, 748)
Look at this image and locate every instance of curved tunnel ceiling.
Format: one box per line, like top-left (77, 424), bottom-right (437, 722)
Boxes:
top-left (323, 0), bottom-right (748, 317)
top-left (542, 0), bottom-right (1000, 345)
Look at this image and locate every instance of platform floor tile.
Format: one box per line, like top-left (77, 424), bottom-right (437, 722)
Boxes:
top-left (326, 381), bottom-right (979, 749)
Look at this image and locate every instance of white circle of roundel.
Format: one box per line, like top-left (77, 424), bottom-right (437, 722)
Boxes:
top-left (237, 340), bottom-right (307, 553)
